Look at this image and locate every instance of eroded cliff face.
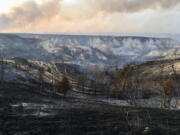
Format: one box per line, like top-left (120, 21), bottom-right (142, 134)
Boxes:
top-left (0, 34), bottom-right (180, 68)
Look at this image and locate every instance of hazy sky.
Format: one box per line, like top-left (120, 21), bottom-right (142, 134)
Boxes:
top-left (0, 0), bottom-right (180, 33)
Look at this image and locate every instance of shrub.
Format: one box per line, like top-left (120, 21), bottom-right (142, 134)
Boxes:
top-left (55, 76), bottom-right (71, 96)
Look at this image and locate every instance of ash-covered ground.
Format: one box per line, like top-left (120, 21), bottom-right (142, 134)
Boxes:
top-left (1, 84), bottom-right (180, 135)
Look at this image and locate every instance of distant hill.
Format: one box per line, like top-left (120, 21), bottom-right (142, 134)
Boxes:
top-left (0, 33), bottom-right (180, 69)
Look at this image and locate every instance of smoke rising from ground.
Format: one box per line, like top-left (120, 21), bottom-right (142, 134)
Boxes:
top-left (0, 0), bottom-right (179, 33)
top-left (0, 0), bottom-right (61, 29)
top-left (88, 0), bottom-right (180, 13)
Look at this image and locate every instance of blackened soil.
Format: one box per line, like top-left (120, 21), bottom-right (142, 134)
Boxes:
top-left (0, 106), bottom-right (180, 135)
top-left (1, 83), bottom-right (180, 135)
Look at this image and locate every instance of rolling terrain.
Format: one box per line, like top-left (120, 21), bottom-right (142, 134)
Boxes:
top-left (0, 33), bottom-right (180, 68)
top-left (1, 34), bottom-right (180, 135)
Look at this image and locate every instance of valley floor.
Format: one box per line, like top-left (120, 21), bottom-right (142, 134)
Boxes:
top-left (1, 102), bottom-right (180, 135)
top-left (1, 90), bottom-right (180, 135)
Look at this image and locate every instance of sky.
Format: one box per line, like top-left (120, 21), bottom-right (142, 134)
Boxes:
top-left (0, 0), bottom-right (180, 34)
